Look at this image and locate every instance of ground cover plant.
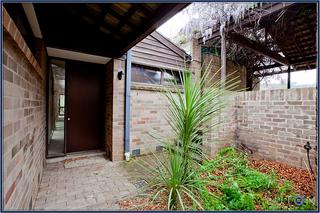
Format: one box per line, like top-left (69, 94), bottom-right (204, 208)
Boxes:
top-left (120, 64), bottom-right (316, 211)
top-left (197, 147), bottom-right (316, 211)
top-left (120, 147), bottom-right (316, 210)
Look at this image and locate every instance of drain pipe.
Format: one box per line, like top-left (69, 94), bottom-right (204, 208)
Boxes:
top-left (124, 50), bottom-right (132, 161)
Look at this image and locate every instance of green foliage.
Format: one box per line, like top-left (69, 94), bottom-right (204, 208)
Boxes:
top-left (293, 198), bottom-right (316, 210)
top-left (145, 145), bottom-right (204, 210)
top-left (237, 169), bottom-right (277, 190)
top-left (198, 147), bottom-right (317, 211)
top-left (136, 58), bottom-right (316, 210)
top-left (141, 63), bottom-right (239, 210)
top-left (179, 35), bottom-right (187, 45)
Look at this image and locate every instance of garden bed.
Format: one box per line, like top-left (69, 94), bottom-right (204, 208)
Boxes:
top-left (119, 147), bottom-right (316, 211)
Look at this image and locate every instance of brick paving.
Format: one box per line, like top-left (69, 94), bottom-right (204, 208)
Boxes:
top-left (34, 155), bottom-right (137, 210)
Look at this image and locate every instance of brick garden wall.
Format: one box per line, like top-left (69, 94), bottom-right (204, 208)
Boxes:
top-left (201, 53), bottom-right (247, 156)
top-left (129, 86), bottom-right (317, 170)
top-left (203, 94), bottom-right (238, 156)
top-left (236, 88), bottom-right (317, 169)
top-left (130, 84), bottom-right (172, 155)
top-left (3, 33), bottom-right (47, 209)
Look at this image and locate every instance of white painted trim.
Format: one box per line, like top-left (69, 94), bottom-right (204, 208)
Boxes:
top-left (22, 3), bottom-right (42, 38)
top-left (47, 47), bottom-right (111, 64)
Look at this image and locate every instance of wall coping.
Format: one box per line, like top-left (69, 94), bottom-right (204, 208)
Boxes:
top-left (131, 82), bottom-right (183, 93)
top-left (2, 6), bottom-right (44, 79)
top-left (247, 87), bottom-right (316, 93)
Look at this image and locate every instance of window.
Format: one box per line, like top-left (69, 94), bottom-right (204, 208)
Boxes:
top-left (163, 70), bottom-right (182, 85)
top-left (132, 65), bottom-right (161, 84)
top-left (132, 64), bottom-right (182, 85)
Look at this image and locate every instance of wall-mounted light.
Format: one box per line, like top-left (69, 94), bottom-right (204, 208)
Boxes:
top-left (117, 71), bottom-right (123, 80)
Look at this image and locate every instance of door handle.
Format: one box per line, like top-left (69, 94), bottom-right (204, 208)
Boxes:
top-left (67, 117), bottom-right (71, 121)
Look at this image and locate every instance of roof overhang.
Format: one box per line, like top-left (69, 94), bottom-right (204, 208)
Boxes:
top-left (33, 3), bottom-right (189, 58)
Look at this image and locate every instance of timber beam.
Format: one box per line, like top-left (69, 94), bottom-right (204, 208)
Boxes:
top-left (198, 3), bottom-right (294, 44)
top-left (229, 33), bottom-right (290, 66)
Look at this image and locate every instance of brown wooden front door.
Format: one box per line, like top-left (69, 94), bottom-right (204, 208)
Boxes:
top-left (65, 61), bottom-right (105, 153)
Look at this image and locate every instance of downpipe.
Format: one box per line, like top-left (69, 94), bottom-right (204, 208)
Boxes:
top-left (124, 50), bottom-right (132, 161)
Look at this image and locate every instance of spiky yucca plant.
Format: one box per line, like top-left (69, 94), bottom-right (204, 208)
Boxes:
top-left (142, 62), bottom-right (240, 210)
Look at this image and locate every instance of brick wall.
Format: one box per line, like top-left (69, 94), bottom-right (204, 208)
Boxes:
top-left (201, 53), bottom-right (246, 156)
top-left (104, 58), bottom-right (126, 161)
top-left (130, 84), bottom-right (173, 155)
top-left (236, 88), bottom-right (317, 169)
top-left (204, 94), bottom-right (238, 156)
top-left (129, 85), bottom-right (317, 170)
top-left (3, 32), bottom-right (47, 209)
top-left (202, 54), bottom-right (247, 91)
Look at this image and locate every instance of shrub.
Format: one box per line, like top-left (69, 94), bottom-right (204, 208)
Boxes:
top-left (143, 63), bottom-right (239, 210)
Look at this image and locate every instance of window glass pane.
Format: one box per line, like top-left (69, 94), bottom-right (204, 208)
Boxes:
top-left (163, 71), bottom-right (182, 85)
top-left (132, 65), bottom-right (161, 84)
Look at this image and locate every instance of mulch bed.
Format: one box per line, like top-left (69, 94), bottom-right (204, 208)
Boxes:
top-left (119, 192), bottom-right (166, 210)
top-left (119, 158), bottom-right (316, 210)
top-left (249, 159), bottom-right (316, 198)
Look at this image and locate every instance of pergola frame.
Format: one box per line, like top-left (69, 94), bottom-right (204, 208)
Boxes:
top-left (198, 3), bottom-right (317, 90)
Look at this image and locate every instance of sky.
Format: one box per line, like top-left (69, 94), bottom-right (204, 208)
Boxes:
top-left (157, 10), bottom-right (189, 40)
top-left (261, 69), bottom-right (316, 89)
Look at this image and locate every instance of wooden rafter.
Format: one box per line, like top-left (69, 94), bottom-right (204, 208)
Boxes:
top-left (252, 63), bottom-right (281, 71)
top-left (198, 3), bottom-right (294, 44)
top-left (113, 4), bottom-right (138, 35)
top-left (34, 3), bottom-right (189, 58)
top-left (82, 4), bottom-right (112, 35)
top-left (107, 7), bottom-right (139, 29)
top-left (229, 33), bottom-right (289, 66)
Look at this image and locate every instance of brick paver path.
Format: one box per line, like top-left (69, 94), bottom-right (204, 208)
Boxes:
top-left (34, 155), bottom-right (137, 210)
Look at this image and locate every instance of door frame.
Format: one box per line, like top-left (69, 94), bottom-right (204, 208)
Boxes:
top-left (46, 57), bottom-right (107, 157)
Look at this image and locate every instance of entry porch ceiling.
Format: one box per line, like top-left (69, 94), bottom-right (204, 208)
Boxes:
top-left (33, 3), bottom-right (188, 58)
